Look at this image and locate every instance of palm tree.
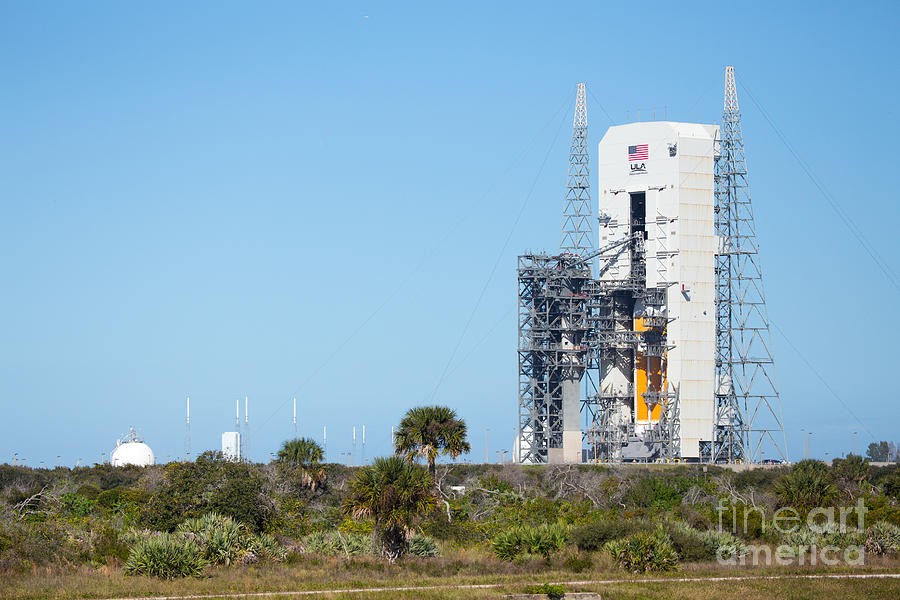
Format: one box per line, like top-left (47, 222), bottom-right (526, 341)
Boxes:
top-left (393, 405), bottom-right (471, 475)
top-left (277, 437), bottom-right (325, 491)
top-left (342, 455), bottom-right (437, 561)
top-left (277, 437), bottom-right (324, 466)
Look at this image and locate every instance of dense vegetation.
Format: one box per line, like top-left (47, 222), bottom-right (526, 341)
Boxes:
top-left (2, 428), bottom-right (900, 582)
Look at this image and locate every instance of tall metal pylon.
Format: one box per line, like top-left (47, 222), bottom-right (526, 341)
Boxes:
top-left (518, 83), bottom-right (594, 464)
top-left (560, 83), bottom-right (593, 257)
top-left (713, 66), bottom-right (787, 463)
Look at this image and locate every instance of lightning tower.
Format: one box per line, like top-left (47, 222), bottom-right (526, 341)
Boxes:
top-left (560, 83), bottom-right (593, 256)
top-left (712, 66), bottom-right (787, 463)
top-left (518, 83), bottom-right (593, 463)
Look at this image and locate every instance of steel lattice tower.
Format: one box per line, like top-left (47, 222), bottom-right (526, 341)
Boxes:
top-left (713, 66), bottom-right (787, 463)
top-left (560, 83), bottom-right (593, 257)
top-left (518, 83), bottom-right (593, 464)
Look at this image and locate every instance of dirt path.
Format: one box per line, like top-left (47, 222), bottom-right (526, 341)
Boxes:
top-left (83, 572), bottom-right (900, 600)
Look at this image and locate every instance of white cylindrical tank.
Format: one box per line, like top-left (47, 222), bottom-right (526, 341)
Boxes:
top-left (111, 427), bottom-right (155, 467)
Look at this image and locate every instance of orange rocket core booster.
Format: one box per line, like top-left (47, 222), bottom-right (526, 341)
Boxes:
top-left (634, 316), bottom-right (666, 422)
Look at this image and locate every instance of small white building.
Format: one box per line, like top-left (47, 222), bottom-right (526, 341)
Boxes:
top-left (111, 427), bottom-right (155, 467)
top-left (222, 431), bottom-right (241, 461)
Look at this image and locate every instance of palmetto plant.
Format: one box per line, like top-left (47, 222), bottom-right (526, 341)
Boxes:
top-left (605, 530), bottom-right (678, 574)
top-left (773, 460), bottom-right (839, 512)
top-left (491, 522), bottom-right (569, 562)
top-left (173, 512), bottom-right (289, 566)
top-left (865, 521), bottom-right (900, 555)
top-left (393, 405), bottom-right (471, 475)
top-left (122, 533), bottom-right (208, 579)
top-left (342, 455), bottom-right (437, 561)
top-left (176, 512), bottom-right (250, 566)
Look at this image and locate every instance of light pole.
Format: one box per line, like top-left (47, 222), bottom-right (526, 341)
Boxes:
top-left (852, 431), bottom-right (857, 456)
top-left (808, 432), bottom-right (813, 461)
top-left (13, 452), bottom-right (17, 467)
top-left (800, 429), bottom-right (806, 460)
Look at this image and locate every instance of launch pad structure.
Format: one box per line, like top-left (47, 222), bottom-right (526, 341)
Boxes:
top-left (517, 69), bottom-right (786, 464)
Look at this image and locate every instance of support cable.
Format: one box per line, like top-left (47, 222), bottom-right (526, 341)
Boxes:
top-left (428, 103), bottom-right (572, 401)
top-left (771, 322), bottom-right (876, 443)
top-left (586, 87), bottom-right (616, 126)
top-left (257, 94), bottom-right (573, 432)
top-left (738, 80), bottom-right (900, 294)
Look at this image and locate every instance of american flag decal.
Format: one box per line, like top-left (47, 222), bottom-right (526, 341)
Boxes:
top-left (628, 144), bottom-right (648, 161)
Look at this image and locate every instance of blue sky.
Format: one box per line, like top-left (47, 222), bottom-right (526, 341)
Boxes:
top-left (2, 1), bottom-right (898, 467)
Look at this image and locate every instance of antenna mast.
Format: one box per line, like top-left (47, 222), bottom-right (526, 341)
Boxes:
top-left (559, 82), bottom-right (593, 259)
top-left (185, 396), bottom-right (191, 461)
top-left (713, 66), bottom-right (787, 463)
top-left (244, 396), bottom-right (250, 462)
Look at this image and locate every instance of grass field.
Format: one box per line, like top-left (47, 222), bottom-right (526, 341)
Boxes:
top-left (4, 553), bottom-right (899, 600)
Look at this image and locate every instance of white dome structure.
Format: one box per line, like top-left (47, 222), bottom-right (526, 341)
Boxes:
top-left (111, 427), bottom-right (155, 467)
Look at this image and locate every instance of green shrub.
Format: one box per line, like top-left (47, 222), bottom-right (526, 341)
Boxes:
top-left (881, 472), bottom-right (900, 500)
top-left (408, 534), bottom-right (440, 557)
top-left (92, 525), bottom-right (130, 563)
top-left (198, 522), bottom-right (247, 565)
top-left (625, 476), bottom-right (695, 510)
top-left (865, 521), bottom-right (900, 555)
top-left (773, 460), bottom-right (838, 512)
top-left (492, 527), bottom-right (524, 561)
top-left (248, 533), bottom-right (289, 562)
top-left (700, 529), bottom-right (747, 561)
top-left (301, 531), bottom-right (340, 555)
top-left (665, 523), bottom-right (712, 562)
top-left (177, 512), bottom-right (250, 566)
top-left (782, 527), bottom-right (822, 551)
top-left (526, 583), bottom-right (565, 600)
top-left (340, 531), bottom-right (374, 556)
top-left (96, 488), bottom-right (126, 511)
top-left (664, 521), bottom-right (746, 562)
top-left (0, 519), bottom-right (84, 572)
top-left (492, 522), bottom-right (568, 562)
top-left (60, 493), bottom-right (94, 517)
top-left (572, 519), bottom-right (650, 551)
top-left (301, 531), bottom-right (372, 556)
top-left (605, 530), bottom-right (678, 573)
top-left (563, 551), bottom-right (592, 573)
top-left (174, 512), bottom-right (288, 565)
top-left (75, 484), bottom-right (101, 500)
top-left (123, 534), bottom-right (207, 579)
top-left (822, 526), bottom-right (865, 549)
top-left (140, 452), bottom-right (272, 532)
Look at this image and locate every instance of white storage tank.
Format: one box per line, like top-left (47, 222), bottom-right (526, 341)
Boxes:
top-left (110, 427), bottom-right (155, 467)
